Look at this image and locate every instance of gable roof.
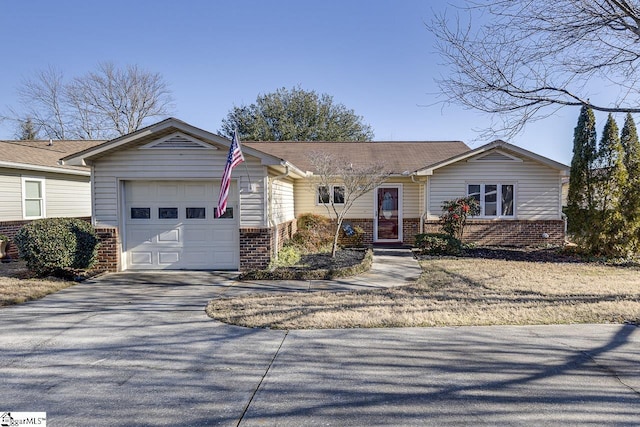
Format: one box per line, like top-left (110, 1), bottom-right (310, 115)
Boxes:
top-left (415, 140), bottom-right (570, 176)
top-left (243, 141), bottom-right (470, 175)
top-left (0, 139), bottom-right (105, 176)
top-left (60, 117), bottom-right (308, 178)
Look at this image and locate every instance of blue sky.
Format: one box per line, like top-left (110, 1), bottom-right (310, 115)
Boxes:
top-left (0, 0), bottom-right (599, 164)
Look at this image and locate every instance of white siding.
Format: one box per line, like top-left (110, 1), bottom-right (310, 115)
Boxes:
top-left (293, 178), bottom-right (424, 219)
top-left (46, 174), bottom-right (92, 217)
top-left (270, 173), bottom-right (295, 225)
top-left (0, 168), bottom-right (91, 221)
top-left (427, 156), bottom-right (563, 220)
top-left (92, 146), bottom-right (267, 228)
top-left (0, 170), bottom-right (23, 220)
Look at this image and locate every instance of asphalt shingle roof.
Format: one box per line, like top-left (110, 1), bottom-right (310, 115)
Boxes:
top-left (0, 140), bottom-right (105, 172)
top-left (244, 141), bottom-right (471, 174)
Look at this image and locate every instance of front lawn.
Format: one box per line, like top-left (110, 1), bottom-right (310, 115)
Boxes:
top-left (0, 261), bottom-right (77, 306)
top-left (207, 257), bottom-right (640, 329)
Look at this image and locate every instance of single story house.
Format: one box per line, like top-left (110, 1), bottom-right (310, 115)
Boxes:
top-left (61, 118), bottom-right (569, 272)
top-left (0, 139), bottom-right (103, 258)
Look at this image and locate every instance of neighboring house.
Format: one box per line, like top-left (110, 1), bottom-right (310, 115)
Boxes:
top-left (0, 139), bottom-right (104, 257)
top-left (61, 118), bottom-right (569, 272)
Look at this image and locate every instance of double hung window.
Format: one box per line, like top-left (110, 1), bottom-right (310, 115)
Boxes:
top-left (22, 177), bottom-right (45, 219)
top-left (318, 185), bottom-right (346, 204)
top-left (467, 183), bottom-right (514, 217)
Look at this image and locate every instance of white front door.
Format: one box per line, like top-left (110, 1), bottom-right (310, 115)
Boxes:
top-left (374, 185), bottom-right (402, 242)
top-left (124, 180), bottom-right (239, 270)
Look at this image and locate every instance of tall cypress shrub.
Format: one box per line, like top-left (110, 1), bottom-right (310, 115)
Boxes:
top-left (594, 114), bottom-right (627, 255)
top-left (566, 105), bottom-right (597, 240)
top-left (620, 113), bottom-right (640, 252)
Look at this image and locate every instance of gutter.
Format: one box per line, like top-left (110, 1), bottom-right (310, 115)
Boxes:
top-left (268, 162), bottom-right (292, 262)
top-left (411, 173), bottom-right (428, 234)
top-left (0, 161), bottom-right (90, 176)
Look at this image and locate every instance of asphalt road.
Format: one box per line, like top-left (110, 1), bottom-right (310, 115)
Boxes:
top-left (1, 271), bottom-right (638, 426)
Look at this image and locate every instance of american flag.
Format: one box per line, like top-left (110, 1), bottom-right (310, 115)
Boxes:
top-left (216, 129), bottom-right (244, 218)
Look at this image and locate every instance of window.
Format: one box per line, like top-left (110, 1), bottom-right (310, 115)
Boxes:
top-left (186, 207), bottom-right (206, 219)
top-left (317, 185), bottom-right (345, 204)
top-left (333, 186), bottom-right (345, 204)
top-left (159, 207), bottom-right (178, 219)
top-left (467, 183), bottom-right (514, 217)
top-left (318, 186), bottom-right (330, 204)
top-left (214, 207), bottom-right (234, 219)
top-left (22, 178), bottom-right (45, 218)
top-left (131, 207), bottom-right (151, 219)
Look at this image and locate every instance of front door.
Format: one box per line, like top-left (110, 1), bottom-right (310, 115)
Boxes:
top-left (374, 185), bottom-right (402, 242)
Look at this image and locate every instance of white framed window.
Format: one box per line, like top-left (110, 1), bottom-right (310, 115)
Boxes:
top-left (317, 185), bottom-right (345, 205)
top-left (22, 177), bottom-right (46, 219)
top-left (467, 183), bottom-right (514, 217)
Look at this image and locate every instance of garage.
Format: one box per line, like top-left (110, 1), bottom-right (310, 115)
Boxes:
top-left (124, 180), bottom-right (239, 270)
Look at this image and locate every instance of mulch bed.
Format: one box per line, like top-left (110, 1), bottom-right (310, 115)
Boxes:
top-left (459, 246), bottom-right (588, 263)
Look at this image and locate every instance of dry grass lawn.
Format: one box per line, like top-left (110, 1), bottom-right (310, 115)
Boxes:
top-left (207, 258), bottom-right (640, 329)
top-left (0, 261), bottom-right (77, 306)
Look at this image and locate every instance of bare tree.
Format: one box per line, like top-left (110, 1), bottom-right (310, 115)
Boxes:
top-left (6, 62), bottom-right (174, 140)
top-left (429, 0), bottom-right (640, 139)
top-left (308, 151), bottom-right (389, 257)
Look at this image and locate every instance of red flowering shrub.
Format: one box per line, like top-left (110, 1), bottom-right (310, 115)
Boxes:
top-left (440, 197), bottom-right (480, 240)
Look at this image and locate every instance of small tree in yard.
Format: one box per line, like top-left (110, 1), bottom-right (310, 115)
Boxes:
top-left (308, 151), bottom-right (389, 257)
top-left (440, 197), bottom-right (480, 240)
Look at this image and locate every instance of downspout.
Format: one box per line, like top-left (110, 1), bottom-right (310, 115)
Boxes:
top-left (268, 162), bottom-right (291, 263)
top-left (411, 174), bottom-right (427, 234)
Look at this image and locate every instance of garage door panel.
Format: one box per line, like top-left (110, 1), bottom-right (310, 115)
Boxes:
top-left (130, 251), bottom-right (153, 265)
top-left (125, 180), bottom-right (239, 270)
top-left (185, 183), bottom-right (209, 198)
top-left (129, 228), bottom-right (155, 244)
top-left (158, 251), bottom-right (180, 264)
top-left (130, 183), bottom-right (154, 200)
top-left (158, 229), bottom-right (180, 243)
top-left (157, 183), bottom-right (179, 199)
top-left (213, 228), bottom-right (236, 243)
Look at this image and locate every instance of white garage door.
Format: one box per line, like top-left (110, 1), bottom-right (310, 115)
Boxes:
top-left (124, 181), bottom-right (239, 270)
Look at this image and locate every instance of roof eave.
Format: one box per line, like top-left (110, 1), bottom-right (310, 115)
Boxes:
top-left (0, 161), bottom-right (90, 176)
top-left (415, 140), bottom-right (570, 175)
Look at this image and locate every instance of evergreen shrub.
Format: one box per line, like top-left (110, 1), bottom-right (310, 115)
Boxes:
top-left (14, 218), bottom-right (99, 277)
top-left (415, 233), bottom-right (463, 255)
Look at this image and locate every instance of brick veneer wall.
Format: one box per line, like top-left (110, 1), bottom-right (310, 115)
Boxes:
top-left (423, 219), bottom-right (565, 246)
top-left (336, 217), bottom-right (421, 246)
top-left (240, 227), bottom-right (273, 270)
top-left (93, 228), bottom-right (120, 272)
top-left (0, 220), bottom-right (31, 259)
top-left (338, 218), bottom-right (374, 246)
top-left (275, 219), bottom-right (297, 251)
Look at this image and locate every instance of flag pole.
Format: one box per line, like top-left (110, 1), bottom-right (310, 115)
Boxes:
top-left (236, 129), bottom-right (253, 192)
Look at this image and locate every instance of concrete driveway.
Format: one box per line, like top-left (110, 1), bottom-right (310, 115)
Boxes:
top-left (1, 271), bottom-right (639, 426)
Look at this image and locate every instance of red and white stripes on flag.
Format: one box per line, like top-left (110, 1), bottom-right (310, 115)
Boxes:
top-left (216, 129), bottom-right (244, 218)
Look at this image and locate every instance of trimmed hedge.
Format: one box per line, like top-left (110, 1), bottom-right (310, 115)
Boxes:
top-left (414, 233), bottom-right (463, 256)
top-left (14, 218), bottom-right (100, 277)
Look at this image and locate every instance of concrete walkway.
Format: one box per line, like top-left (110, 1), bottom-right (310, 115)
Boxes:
top-left (1, 250), bottom-right (639, 426)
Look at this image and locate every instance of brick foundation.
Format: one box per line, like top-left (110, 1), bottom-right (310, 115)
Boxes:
top-left (423, 219), bottom-right (565, 246)
top-left (336, 217), bottom-right (421, 246)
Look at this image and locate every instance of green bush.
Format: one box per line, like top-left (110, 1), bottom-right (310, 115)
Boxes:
top-left (291, 213), bottom-right (334, 252)
top-left (270, 244), bottom-right (302, 268)
top-left (415, 233), bottom-right (463, 256)
top-left (14, 218), bottom-right (100, 277)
